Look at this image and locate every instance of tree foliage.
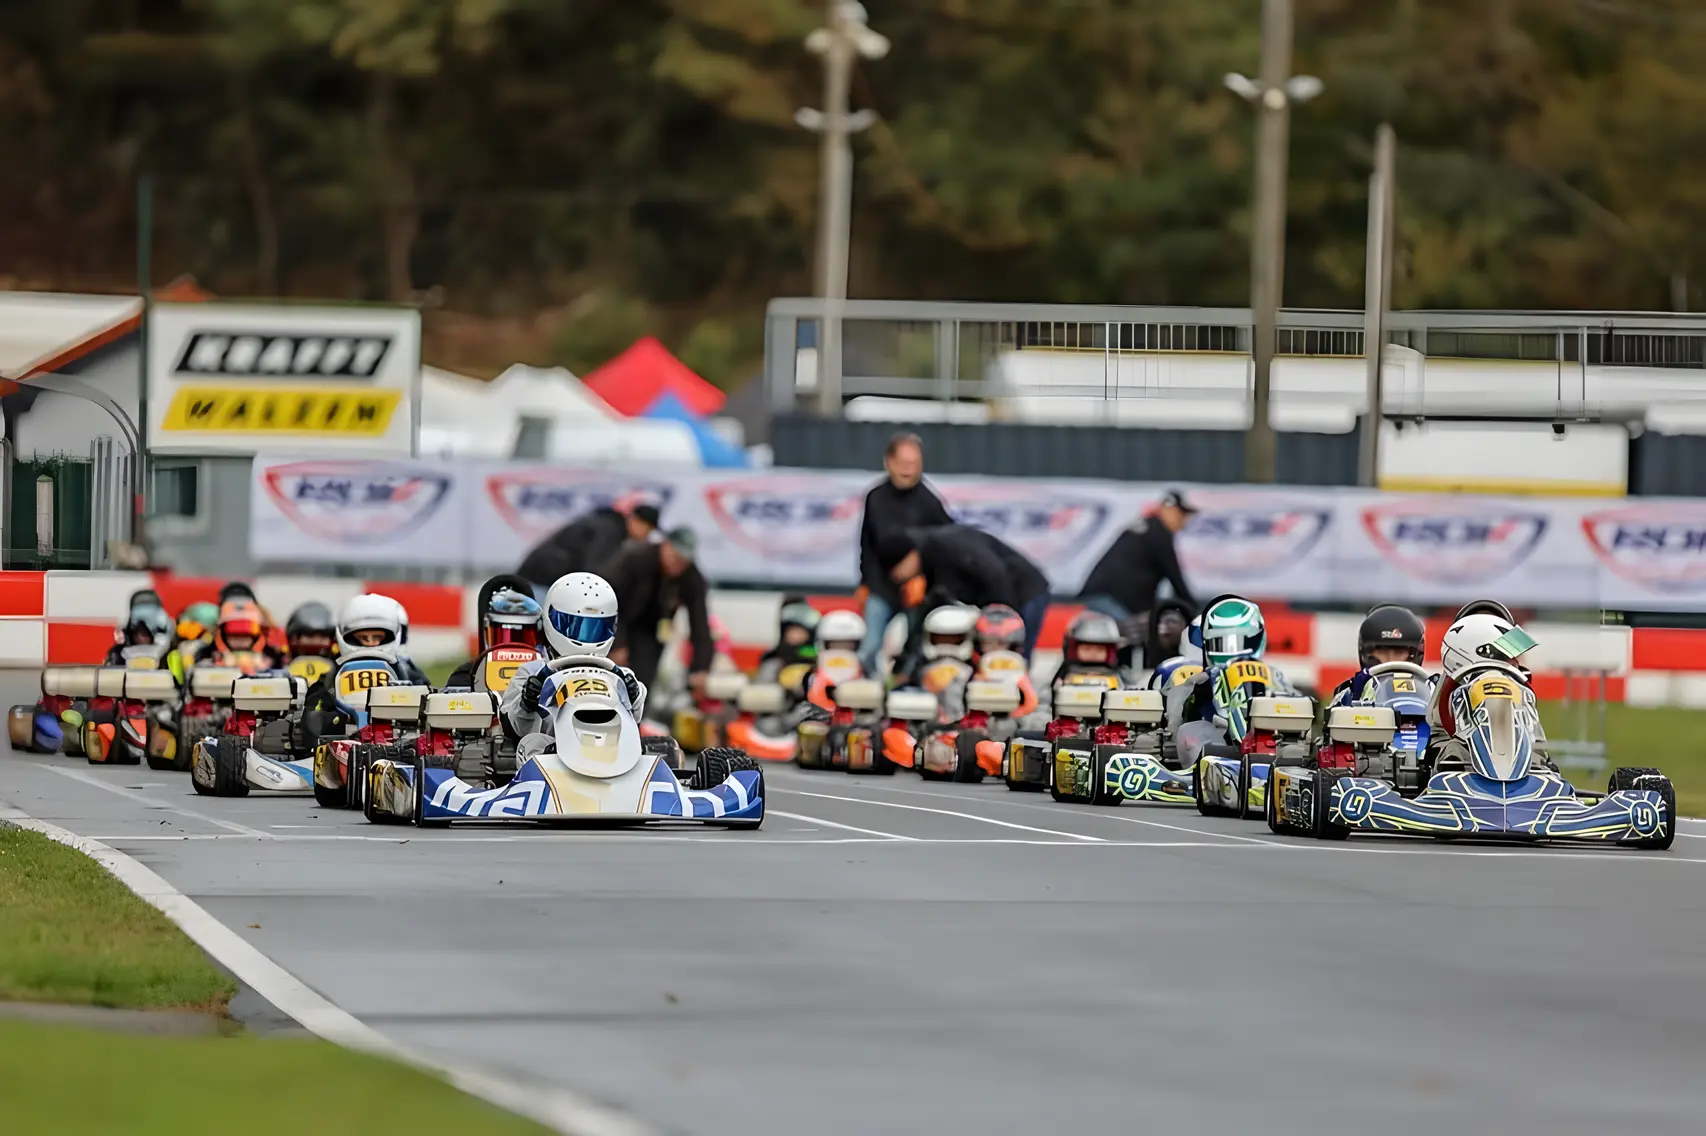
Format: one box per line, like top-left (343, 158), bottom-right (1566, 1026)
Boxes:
top-left (2, 0), bottom-right (1705, 381)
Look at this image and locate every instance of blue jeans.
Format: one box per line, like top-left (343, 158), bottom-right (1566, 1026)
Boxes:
top-left (1019, 593), bottom-right (1050, 662)
top-left (859, 593), bottom-right (895, 674)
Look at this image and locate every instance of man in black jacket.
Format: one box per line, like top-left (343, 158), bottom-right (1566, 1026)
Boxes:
top-left (856, 432), bottom-right (954, 671)
top-left (1079, 489), bottom-right (1198, 642)
top-left (884, 524), bottom-right (1051, 661)
top-left (518, 501), bottom-right (660, 595)
top-left (602, 525), bottom-right (713, 693)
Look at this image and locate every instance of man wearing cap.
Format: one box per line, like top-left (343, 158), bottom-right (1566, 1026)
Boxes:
top-left (1078, 489), bottom-right (1199, 642)
top-left (856, 432), bottom-right (954, 672)
top-left (601, 525), bottom-right (713, 693)
top-left (518, 499), bottom-right (661, 596)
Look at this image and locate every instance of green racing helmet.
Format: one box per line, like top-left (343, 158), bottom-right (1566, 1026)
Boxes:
top-left (1192, 594), bottom-right (1266, 668)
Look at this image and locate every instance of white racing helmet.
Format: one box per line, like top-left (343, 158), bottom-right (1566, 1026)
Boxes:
top-left (1440, 611), bottom-right (1533, 679)
top-left (338, 593), bottom-right (403, 662)
top-left (922, 604), bottom-right (978, 661)
top-left (816, 610), bottom-right (866, 651)
top-left (544, 572), bottom-right (619, 657)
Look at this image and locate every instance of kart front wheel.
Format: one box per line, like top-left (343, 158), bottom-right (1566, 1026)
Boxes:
top-left (1618, 771), bottom-right (1676, 852)
top-left (1312, 769), bottom-right (1348, 841)
top-left (953, 730), bottom-right (986, 784)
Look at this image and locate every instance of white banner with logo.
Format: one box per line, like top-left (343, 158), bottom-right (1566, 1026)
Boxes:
top-left (148, 302), bottom-right (420, 456)
top-left (248, 455), bottom-right (1706, 611)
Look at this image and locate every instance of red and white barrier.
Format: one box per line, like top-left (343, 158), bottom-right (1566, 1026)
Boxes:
top-left (1, 571), bottom-right (1702, 708)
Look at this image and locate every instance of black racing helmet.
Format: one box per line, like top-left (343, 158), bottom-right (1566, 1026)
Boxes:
top-left (285, 602), bottom-right (336, 656)
top-left (1063, 611), bottom-right (1121, 665)
top-left (1358, 604), bottom-right (1426, 668)
top-left (1454, 599), bottom-right (1514, 624)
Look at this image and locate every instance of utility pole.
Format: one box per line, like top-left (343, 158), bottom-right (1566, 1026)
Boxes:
top-left (135, 174), bottom-right (153, 549)
top-left (1225, 0), bottom-right (1320, 483)
top-left (797, 1), bottom-right (888, 416)
top-left (1359, 124), bottom-right (1396, 488)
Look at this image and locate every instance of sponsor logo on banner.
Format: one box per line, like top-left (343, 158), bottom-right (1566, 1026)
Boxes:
top-left (1178, 494), bottom-right (1332, 578)
top-left (262, 461), bottom-right (451, 543)
top-left (1361, 500), bottom-right (1547, 584)
top-left (940, 485), bottom-right (1112, 565)
top-left (1582, 503), bottom-right (1706, 594)
top-left (174, 331), bottom-right (392, 378)
top-left (486, 471), bottom-right (674, 541)
top-left (161, 387), bottom-right (402, 435)
top-left (703, 478), bottom-right (864, 560)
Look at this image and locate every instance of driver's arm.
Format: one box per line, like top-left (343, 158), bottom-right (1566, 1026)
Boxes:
top-left (499, 659), bottom-right (550, 738)
top-left (618, 668), bottom-right (648, 721)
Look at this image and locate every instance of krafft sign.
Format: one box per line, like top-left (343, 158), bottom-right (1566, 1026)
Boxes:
top-left (147, 302), bottom-right (419, 455)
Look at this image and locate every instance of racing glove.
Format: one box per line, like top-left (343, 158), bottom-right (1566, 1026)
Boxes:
top-left (621, 670), bottom-right (643, 708)
top-left (521, 669), bottom-right (549, 711)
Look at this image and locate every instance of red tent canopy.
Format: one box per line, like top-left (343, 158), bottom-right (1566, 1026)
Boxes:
top-left (582, 336), bottom-right (725, 418)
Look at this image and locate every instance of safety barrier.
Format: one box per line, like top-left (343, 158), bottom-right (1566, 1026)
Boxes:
top-left (1, 571), bottom-right (1703, 707)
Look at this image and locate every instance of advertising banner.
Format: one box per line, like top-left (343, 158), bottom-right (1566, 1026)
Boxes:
top-left (248, 455), bottom-right (1706, 611)
top-left (148, 302), bottom-right (420, 456)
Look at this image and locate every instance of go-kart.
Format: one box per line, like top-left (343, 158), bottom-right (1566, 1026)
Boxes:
top-left (145, 665), bottom-right (241, 772)
top-left (1003, 672), bottom-right (1120, 792)
top-left (363, 654), bottom-right (763, 828)
top-left (903, 680), bottom-right (1024, 783)
top-left (313, 684), bottom-right (433, 809)
top-left (1269, 662), bottom-right (1675, 849)
top-left (1049, 688), bottom-right (1190, 806)
top-left (794, 651), bottom-right (875, 771)
top-left (82, 668), bottom-right (180, 765)
top-left (1188, 660), bottom-right (1314, 819)
top-left (1311, 662), bottom-right (1431, 792)
top-left (9, 667), bottom-right (98, 755)
top-left (671, 670), bottom-right (749, 755)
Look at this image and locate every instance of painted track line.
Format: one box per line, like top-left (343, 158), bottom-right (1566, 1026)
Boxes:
top-left (0, 801), bottom-right (654, 1136)
top-left (44, 766), bottom-right (273, 838)
top-left (788, 789), bottom-right (1106, 841)
top-left (766, 809), bottom-right (918, 840)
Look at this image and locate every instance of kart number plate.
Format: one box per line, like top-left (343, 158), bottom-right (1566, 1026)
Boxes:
top-left (125, 656), bottom-right (158, 670)
top-left (1169, 665), bottom-right (1203, 686)
top-left (337, 668), bottom-right (392, 697)
top-left (1390, 677), bottom-right (1417, 693)
top-left (290, 657), bottom-right (332, 684)
top-left (1467, 677), bottom-right (1519, 707)
top-left (1225, 661), bottom-right (1272, 690)
top-left (922, 662), bottom-right (966, 694)
top-left (777, 663), bottom-right (813, 693)
top-left (1063, 673), bottom-right (1118, 689)
top-left (554, 675), bottom-right (612, 704)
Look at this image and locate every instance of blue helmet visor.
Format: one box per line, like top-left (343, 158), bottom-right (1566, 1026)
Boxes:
top-left (549, 610), bottom-right (617, 644)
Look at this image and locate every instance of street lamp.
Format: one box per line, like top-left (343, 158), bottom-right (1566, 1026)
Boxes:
top-left (798, 1), bottom-right (890, 415)
top-left (1224, 0), bottom-right (1321, 483)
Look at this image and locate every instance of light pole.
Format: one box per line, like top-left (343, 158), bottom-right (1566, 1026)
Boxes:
top-left (797, 1), bottom-right (888, 416)
top-left (1225, 0), bottom-right (1321, 483)
top-left (1358, 124), bottom-right (1396, 488)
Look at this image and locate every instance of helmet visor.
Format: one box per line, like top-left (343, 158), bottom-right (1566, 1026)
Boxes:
top-left (550, 610), bottom-right (617, 645)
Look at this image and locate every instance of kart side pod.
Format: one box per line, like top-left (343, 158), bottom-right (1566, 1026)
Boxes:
top-left (833, 679), bottom-right (886, 712)
top-left (364, 685), bottom-right (430, 722)
top-left (885, 690), bottom-right (939, 722)
top-left (41, 667), bottom-right (98, 699)
top-left (1249, 696), bottom-right (1315, 736)
top-left (965, 680), bottom-right (1022, 715)
top-left (1324, 704), bottom-right (1397, 746)
top-left (703, 671), bottom-right (748, 702)
top-left (737, 683), bottom-right (788, 715)
top-left (423, 691), bottom-right (498, 732)
top-left (1054, 685), bottom-right (1106, 720)
top-left (231, 677), bottom-right (295, 714)
top-left (188, 667), bottom-right (242, 700)
top-left (1103, 688), bottom-right (1163, 725)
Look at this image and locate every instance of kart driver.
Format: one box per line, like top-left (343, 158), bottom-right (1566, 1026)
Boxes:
top-left (1330, 604), bottom-right (1429, 707)
top-left (191, 597), bottom-right (286, 671)
top-left (1165, 595), bottom-right (1298, 768)
top-left (755, 600), bottom-right (820, 687)
top-left (285, 602), bottom-right (338, 661)
top-left (295, 594), bottom-right (411, 751)
top-left (167, 600), bottom-right (220, 680)
top-left (106, 603), bottom-right (173, 666)
top-left (805, 609), bottom-right (867, 712)
top-left (973, 603), bottom-right (1039, 716)
top-left (1050, 611), bottom-right (1124, 691)
top-left (1426, 600), bottom-right (1549, 769)
top-left (501, 572), bottom-right (646, 744)
top-left (445, 577), bottom-right (547, 690)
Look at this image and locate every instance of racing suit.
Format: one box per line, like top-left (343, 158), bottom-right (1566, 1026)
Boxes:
top-left (1166, 661), bottom-right (1298, 769)
top-left (499, 656), bottom-right (648, 754)
top-left (1424, 666), bottom-right (1550, 770)
top-left (1330, 668), bottom-right (1439, 708)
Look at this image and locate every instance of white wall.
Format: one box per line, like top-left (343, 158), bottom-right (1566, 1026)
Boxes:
top-left (13, 340), bottom-right (143, 459)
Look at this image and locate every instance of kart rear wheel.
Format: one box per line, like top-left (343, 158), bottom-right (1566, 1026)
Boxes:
top-left (211, 736), bottom-right (250, 798)
top-left (1235, 753), bottom-right (1254, 820)
top-left (7, 705), bottom-right (35, 750)
top-left (953, 730), bottom-right (986, 784)
top-left (174, 715), bottom-right (219, 774)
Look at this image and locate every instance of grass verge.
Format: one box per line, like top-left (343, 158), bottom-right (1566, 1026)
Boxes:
top-left (0, 1019), bottom-right (551, 1135)
top-left (0, 826), bottom-right (233, 1010)
top-left (1542, 701), bottom-right (1706, 817)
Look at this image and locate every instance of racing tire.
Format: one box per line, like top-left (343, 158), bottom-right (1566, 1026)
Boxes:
top-left (173, 714), bottom-right (219, 774)
top-left (111, 723), bottom-right (146, 767)
top-left (1621, 772), bottom-right (1677, 851)
top-left (1312, 769), bottom-right (1349, 841)
top-left (1004, 737), bottom-right (1049, 793)
top-left (414, 753), bottom-right (452, 828)
top-left (691, 746), bottom-right (756, 790)
top-left (7, 705), bottom-right (34, 750)
top-left (313, 764), bottom-right (349, 809)
top-left (1608, 766), bottom-right (1663, 793)
top-left (209, 736), bottom-right (250, 798)
top-left (362, 761), bottom-right (407, 826)
top-left (642, 734), bottom-right (687, 774)
top-left (1194, 745), bottom-right (1239, 818)
top-left (952, 730), bottom-right (987, 784)
top-left (1265, 766), bottom-right (1285, 834)
top-left (61, 705), bottom-right (88, 758)
top-left (1235, 753), bottom-right (1254, 820)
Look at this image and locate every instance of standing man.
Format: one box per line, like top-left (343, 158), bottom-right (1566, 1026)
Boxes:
top-left (518, 499), bottom-right (661, 598)
top-left (882, 524), bottom-right (1051, 661)
top-left (602, 525), bottom-right (713, 694)
top-left (1079, 488), bottom-right (1198, 639)
top-left (856, 432), bottom-right (954, 672)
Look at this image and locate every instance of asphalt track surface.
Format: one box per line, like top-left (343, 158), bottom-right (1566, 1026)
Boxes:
top-left (5, 674), bottom-right (1706, 1135)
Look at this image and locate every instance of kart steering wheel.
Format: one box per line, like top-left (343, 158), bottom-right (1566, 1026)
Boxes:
top-left (545, 654), bottom-right (619, 674)
top-left (1366, 661), bottom-right (1430, 680)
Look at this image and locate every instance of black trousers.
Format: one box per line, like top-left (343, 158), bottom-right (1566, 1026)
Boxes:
top-left (627, 636), bottom-right (666, 691)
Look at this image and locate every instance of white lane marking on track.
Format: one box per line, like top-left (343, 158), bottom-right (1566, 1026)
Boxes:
top-left (44, 766), bottom-right (272, 838)
top-left (767, 808), bottom-right (918, 841)
top-left (828, 778), bottom-right (1274, 846)
top-left (1221, 833), bottom-right (1706, 863)
top-left (0, 802), bottom-right (654, 1136)
top-left (789, 790), bottom-right (1106, 841)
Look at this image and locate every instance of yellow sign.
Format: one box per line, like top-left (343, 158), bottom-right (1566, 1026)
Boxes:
top-left (337, 667), bottom-right (392, 697)
top-left (446, 697), bottom-right (475, 712)
top-left (125, 655), bottom-right (158, 671)
top-left (1352, 713), bottom-right (1377, 727)
top-left (161, 386), bottom-right (402, 435)
top-left (554, 675), bottom-right (612, 705)
top-left (1225, 660), bottom-right (1273, 690)
top-left (776, 663), bottom-right (813, 693)
top-left (1063, 673), bottom-right (1118, 689)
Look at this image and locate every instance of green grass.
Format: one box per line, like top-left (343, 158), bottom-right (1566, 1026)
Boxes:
top-left (424, 657), bottom-right (459, 687)
top-left (0, 1019), bottom-right (551, 1135)
top-left (1541, 701), bottom-right (1706, 817)
top-left (0, 827), bottom-right (234, 1010)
